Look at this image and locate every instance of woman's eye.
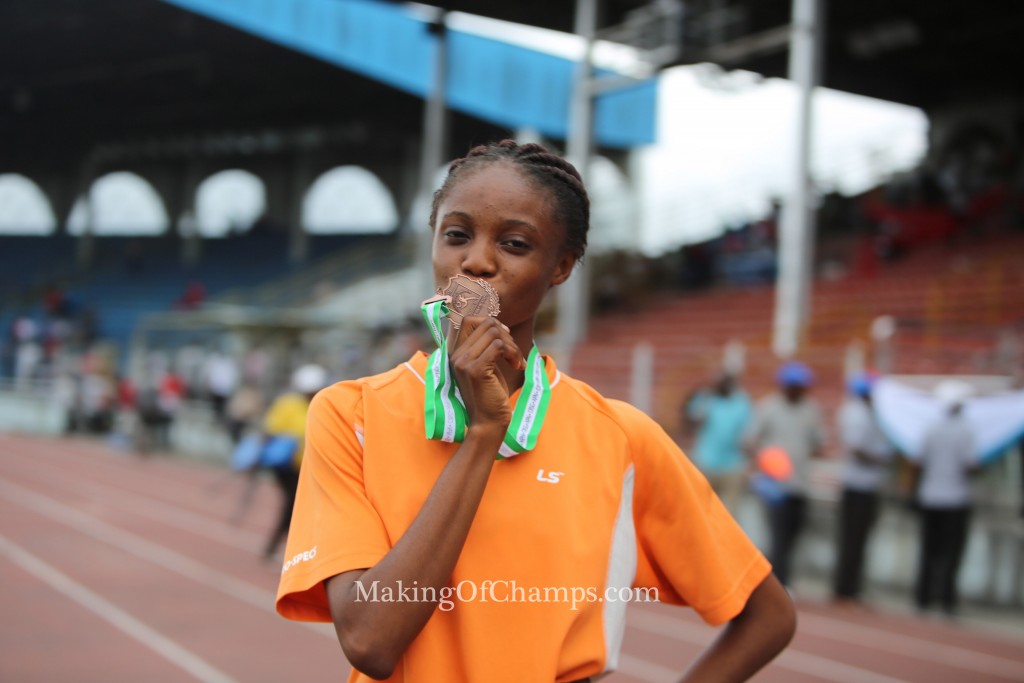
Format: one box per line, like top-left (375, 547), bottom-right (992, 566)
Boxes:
top-left (444, 229), bottom-right (469, 241)
top-left (503, 239), bottom-right (531, 251)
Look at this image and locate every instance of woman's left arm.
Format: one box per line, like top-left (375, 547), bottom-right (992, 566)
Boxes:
top-left (679, 573), bottom-right (796, 682)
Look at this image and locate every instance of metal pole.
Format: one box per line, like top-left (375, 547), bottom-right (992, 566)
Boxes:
top-left (76, 159), bottom-right (96, 268)
top-left (181, 160), bottom-right (202, 267)
top-left (416, 11), bottom-right (449, 296)
top-left (288, 149), bottom-right (311, 264)
top-left (630, 341), bottom-right (654, 415)
top-left (556, 0), bottom-right (597, 372)
top-left (771, 0), bottom-right (820, 358)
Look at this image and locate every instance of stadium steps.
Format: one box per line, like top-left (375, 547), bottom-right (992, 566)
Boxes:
top-left (570, 233), bottom-right (1024, 436)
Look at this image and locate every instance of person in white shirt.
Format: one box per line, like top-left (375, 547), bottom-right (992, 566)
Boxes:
top-left (832, 372), bottom-right (895, 606)
top-left (913, 380), bottom-right (979, 616)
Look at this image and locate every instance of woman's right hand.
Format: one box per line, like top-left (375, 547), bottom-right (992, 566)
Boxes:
top-left (447, 316), bottom-right (524, 437)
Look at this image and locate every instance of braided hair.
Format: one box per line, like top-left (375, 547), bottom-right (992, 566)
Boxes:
top-left (429, 139), bottom-right (590, 261)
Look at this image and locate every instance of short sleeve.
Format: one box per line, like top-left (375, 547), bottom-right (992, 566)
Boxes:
top-left (625, 404), bottom-right (771, 626)
top-left (275, 382), bottom-right (392, 622)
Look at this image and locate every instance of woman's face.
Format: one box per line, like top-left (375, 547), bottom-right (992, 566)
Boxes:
top-left (431, 162), bottom-right (577, 331)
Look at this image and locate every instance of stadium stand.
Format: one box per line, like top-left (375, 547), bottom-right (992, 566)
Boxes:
top-left (0, 230), bottom-right (406, 374)
top-left (571, 231), bottom-right (1024, 437)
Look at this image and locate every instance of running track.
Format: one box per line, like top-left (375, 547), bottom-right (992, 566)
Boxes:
top-left (1, 434), bottom-right (1021, 683)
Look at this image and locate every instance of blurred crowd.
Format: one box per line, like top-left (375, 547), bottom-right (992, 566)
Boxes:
top-left (2, 286), bottom-right (99, 391)
top-left (680, 361), bottom-right (1024, 617)
top-left (590, 128), bottom-right (1024, 312)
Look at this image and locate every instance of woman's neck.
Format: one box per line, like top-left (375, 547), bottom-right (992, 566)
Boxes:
top-left (504, 322), bottom-right (535, 395)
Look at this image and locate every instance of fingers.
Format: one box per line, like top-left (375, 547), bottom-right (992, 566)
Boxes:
top-left (446, 317), bottom-right (522, 430)
top-left (449, 317), bottom-right (524, 371)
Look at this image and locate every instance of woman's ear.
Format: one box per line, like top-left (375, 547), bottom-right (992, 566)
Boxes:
top-left (549, 251), bottom-right (578, 288)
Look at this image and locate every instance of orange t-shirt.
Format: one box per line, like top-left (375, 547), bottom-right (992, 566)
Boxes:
top-left (276, 353), bottom-right (770, 682)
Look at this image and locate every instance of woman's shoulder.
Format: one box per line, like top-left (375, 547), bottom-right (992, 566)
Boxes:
top-left (557, 372), bottom-right (661, 434)
top-left (312, 358), bottom-right (423, 413)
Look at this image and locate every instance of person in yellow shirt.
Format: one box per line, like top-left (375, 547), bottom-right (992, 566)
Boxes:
top-left (262, 363), bottom-right (326, 559)
top-left (276, 140), bottom-right (795, 682)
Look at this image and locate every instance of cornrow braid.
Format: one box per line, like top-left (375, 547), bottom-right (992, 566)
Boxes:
top-left (429, 139), bottom-right (590, 261)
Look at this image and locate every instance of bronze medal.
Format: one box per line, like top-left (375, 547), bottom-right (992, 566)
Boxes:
top-left (434, 275), bottom-right (500, 329)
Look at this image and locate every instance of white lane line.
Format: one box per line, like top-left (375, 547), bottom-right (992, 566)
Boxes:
top-left (628, 608), bottom-right (911, 683)
top-left (795, 612), bottom-right (1024, 681)
top-left (0, 477), bottom-right (692, 682)
top-left (0, 436), bottom-right (250, 527)
top-left (0, 478), bottom-right (331, 639)
top-left (0, 534), bottom-right (238, 683)
top-left (2, 436), bottom-right (233, 515)
top-left (5, 460), bottom-right (266, 550)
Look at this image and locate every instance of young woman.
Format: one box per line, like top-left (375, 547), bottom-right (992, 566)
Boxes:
top-left (276, 140), bottom-right (795, 682)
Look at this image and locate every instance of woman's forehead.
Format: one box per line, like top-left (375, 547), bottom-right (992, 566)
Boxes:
top-left (440, 162), bottom-right (555, 216)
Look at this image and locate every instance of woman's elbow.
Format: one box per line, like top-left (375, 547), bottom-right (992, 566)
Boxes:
top-left (748, 573), bottom-right (797, 652)
top-left (347, 653), bottom-right (397, 682)
top-left (335, 621), bottom-right (399, 681)
top-left (328, 572), bottom-right (398, 678)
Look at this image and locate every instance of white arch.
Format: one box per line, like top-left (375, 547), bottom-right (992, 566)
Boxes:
top-left (302, 166), bottom-right (398, 234)
top-left (0, 174), bottom-right (57, 235)
top-left (194, 169), bottom-right (266, 237)
top-left (588, 155), bottom-right (636, 254)
top-left (67, 172), bottom-right (169, 235)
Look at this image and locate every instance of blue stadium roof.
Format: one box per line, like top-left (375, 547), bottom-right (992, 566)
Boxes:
top-left (161, 0), bottom-right (657, 148)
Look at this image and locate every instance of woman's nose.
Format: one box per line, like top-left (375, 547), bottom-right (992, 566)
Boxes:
top-left (461, 242), bottom-right (496, 277)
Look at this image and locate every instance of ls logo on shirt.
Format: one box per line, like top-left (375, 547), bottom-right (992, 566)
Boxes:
top-left (537, 469), bottom-right (564, 484)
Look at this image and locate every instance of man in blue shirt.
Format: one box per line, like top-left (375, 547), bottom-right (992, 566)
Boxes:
top-left (687, 373), bottom-right (752, 514)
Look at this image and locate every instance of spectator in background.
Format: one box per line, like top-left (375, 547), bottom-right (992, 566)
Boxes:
top-left (54, 370), bottom-right (80, 433)
top-left (13, 316), bottom-right (41, 390)
top-left (1, 319), bottom-right (16, 379)
top-left (745, 361), bottom-right (826, 588)
top-left (912, 380), bottom-right (979, 617)
top-left (138, 363), bottom-right (184, 453)
top-left (174, 281), bottom-right (206, 310)
top-left (226, 379), bottom-right (264, 445)
top-left (262, 363), bottom-right (328, 560)
top-left (685, 372), bottom-right (752, 514)
top-left (205, 351), bottom-right (239, 424)
top-left (832, 372), bottom-right (896, 608)
top-left (104, 373), bottom-right (140, 450)
top-left (79, 367), bottom-right (115, 433)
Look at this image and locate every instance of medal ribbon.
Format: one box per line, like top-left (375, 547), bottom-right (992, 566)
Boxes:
top-left (421, 298), bottom-right (550, 458)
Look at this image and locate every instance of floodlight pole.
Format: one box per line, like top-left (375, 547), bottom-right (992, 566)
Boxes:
top-left (772, 0), bottom-right (822, 358)
top-left (416, 10), bottom-right (449, 297)
top-left (556, 0), bottom-right (598, 373)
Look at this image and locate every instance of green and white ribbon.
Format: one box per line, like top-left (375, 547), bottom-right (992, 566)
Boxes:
top-left (421, 298), bottom-right (550, 459)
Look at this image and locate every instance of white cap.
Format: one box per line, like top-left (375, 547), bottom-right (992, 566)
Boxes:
top-left (291, 364), bottom-right (327, 394)
top-left (934, 379), bottom-right (973, 408)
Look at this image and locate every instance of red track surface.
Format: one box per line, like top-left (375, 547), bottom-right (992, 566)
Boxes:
top-left (2, 433), bottom-right (1021, 683)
